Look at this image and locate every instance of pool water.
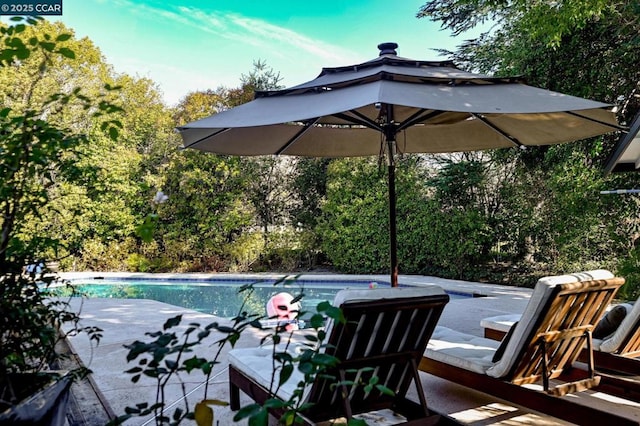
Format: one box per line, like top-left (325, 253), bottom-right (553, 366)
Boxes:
top-left (63, 278), bottom-right (387, 318)
top-left (60, 277), bottom-right (472, 319)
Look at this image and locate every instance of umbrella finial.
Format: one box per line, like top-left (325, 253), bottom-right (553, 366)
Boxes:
top-left (378, 42), bottom-right (398, 56)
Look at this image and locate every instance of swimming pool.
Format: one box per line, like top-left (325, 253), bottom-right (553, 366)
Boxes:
top-left (63, 277), bottom-right (388, 318)
top-left (61, 277), bottom-right (472, 318)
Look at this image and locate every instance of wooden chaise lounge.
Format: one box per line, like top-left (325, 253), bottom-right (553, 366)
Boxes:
top-left (585, 298), bottom-right (640, 374)
top-left (228, 286), bottom-right (461, 425)
top-left (419, 272), bottom-right (637, 425)
top-left (482, 270), bottom-right (640, 399)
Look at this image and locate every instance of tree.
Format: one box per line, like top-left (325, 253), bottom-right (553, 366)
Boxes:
top-left (153, 87), bottom-right (252, 271)
top-left (417, 0), bottom-right (640, 280)
top-left (0, 17), bottom-right (122, 268)
top-left (0, 17), bottom-right (111, 414)
top-left (417, 0), bottom-right (640, 112)
top-left (316, 156), bottom-right (452, 274)
top-left (173, 89), bottom-right (229, 126)
top-left (234, 61), bottom-right (287, 244)
top-left (157, 147), bottom-right (251, 271)
top-left (289, 157), bottom-right (331, 230)
top-left (417, 0), bottom-right (627, 47)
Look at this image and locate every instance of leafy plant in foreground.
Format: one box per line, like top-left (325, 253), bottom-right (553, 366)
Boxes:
top-left (0, 15), bottom-right (119, 417)
top-left (110, 283), bottom-right (262, 425)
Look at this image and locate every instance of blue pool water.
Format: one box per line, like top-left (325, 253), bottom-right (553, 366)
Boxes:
top-left (65, 277), bottom-right (387, 318)
top-left (62, 277), bottom-right (471, 318)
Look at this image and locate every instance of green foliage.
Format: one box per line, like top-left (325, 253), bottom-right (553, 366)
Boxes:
top-left (225, 228), bottom-right (324, 272)
top-left (126, 253), bottom-right (153, 272)
top-left (419, 202), bottom-right (491, 277)
top-left (419, 0), bottom-right (640, 111)
top-left (173, 89), bottom-right (229, 126)
top-left (230, 64), bottom-right (286, 249)
top-left (316, 158), bottom-right (390, 273)
top-left (417, 0), bottom-right (621, 47)
top-left (617, 247), bottom-right (640, 302)
top-left (316, 156), bottom-right (493, 277)
top-left (410, 0), bottom-right (640, 282)
top-left (0, 88), bottom-right (122, 265)
top-left (111, 306), bottom-right (259, 425)
top-left (0, 18), bottom-right (129, 266)
top-left (429, 158), bottom-right (486, 207)
top-left (157, 150), bottom-right (253, 269)
top-left (230, 59), bottom-right (283, 106)
top-left (259, 229), bottom-right (320, 272)
top-left (289, 158), bottom-right (330, 230)
top-left (0, 271), bottom-right (102, 411)
top-left (226, 231), bottom-right (264, 272)
top-left (72, 237), bottom-right (132, 270)
top-left (0, 17), bottom-right (106, 410)
top-left (242, 156), bottom-right (291, 243)
top-left (0, 17), bottom-right (73, 65)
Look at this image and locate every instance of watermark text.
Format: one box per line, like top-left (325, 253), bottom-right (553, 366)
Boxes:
top-left (0, 0), bottom-right (62, 15)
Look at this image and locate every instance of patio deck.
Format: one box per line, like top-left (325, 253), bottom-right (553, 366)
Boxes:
top-left (64, 273), bottom-right (640, 425)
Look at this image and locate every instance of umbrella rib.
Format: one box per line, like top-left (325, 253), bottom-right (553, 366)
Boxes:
top-left (397, 110), bottom-right (447, 132)
top-left (180, 128), bottom-right (230, 150)
top-left (565, 111), bottom-right (627, 132)
top-left (332, 111), bottom-right (382, 131)
top-left (275, 117), bottom-right (321, 155)
top-left (472, 113), bottom-right (524, 148)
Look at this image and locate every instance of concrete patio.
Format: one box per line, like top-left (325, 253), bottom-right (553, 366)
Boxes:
top-left (63, 273), bottom-right (640, 425)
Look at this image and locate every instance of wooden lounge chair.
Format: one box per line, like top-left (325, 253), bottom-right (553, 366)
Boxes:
top-left (481, 270), bottom-right (640, 398)
top-left (587, 299), bottom-right (640, 374)
top-left (419, 273), bottom-right (636, 425)
top-left (482, 292), bottom-right (640, 376)
top-left (481, 270), bottom-right (620, 340)
top-left (228, 286), bottom-right (460, 425)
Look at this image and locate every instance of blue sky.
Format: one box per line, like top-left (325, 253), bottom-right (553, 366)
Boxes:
top-left (51, 0), bottom-right (486, 106)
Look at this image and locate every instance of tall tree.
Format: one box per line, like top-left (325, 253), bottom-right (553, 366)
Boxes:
top-left (417, 0), bottom-right (640, 277)
top-left (157, 88), bottom-right (255, 271)
top-left (234, 61), bottom-right (289, 248)
top-left (0, 18), bottom-right (124, 268)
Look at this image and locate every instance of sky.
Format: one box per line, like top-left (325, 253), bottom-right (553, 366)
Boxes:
top-left (46, 0), bottom-right (486, 106)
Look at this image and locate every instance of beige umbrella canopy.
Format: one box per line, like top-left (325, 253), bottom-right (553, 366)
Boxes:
top-left (179, 42), bottom-right (621, 287)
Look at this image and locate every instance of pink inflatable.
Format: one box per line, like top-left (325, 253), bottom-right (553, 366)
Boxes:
top-left (265, 292), bottom-right (300, 331)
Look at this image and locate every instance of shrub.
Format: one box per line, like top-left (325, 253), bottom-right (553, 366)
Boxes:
top-left (226, 231), bottom-right (264, 272)
top-left (126, 253), bottom-right (152, 272)
top-left (616, 248), bottom-right (640, 301)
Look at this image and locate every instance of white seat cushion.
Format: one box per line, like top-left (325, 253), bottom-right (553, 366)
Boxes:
top-left (229, 346), bottom-right (305, 401)
top-left (600, 302), bottom-right (638, 353)
top-left (485, 277), bottom-right (557, 378)
top-left (331, 286), bottom-right (447, 307)
top-left (480, 314), bottom-right (520, 334)
top-left (426, 326), bottom-right (499, 374)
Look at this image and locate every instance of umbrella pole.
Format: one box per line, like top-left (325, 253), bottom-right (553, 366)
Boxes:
top-left (387, 141), bottom-right (399, 287)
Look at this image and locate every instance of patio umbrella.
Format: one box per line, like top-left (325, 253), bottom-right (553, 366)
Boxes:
top-left (178, 42), bottom-right (622, 287)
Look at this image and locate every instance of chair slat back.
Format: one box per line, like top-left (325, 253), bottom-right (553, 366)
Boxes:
top-left (510, 278), bottom-right (624, 385)
top-left (617, 314), bottom-right (640, 358)
top-left (305, 294), bottom-right (449, 420)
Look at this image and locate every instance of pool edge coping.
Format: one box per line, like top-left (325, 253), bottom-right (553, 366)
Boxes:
top-left (59, 272), bottom-right (534, 299)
